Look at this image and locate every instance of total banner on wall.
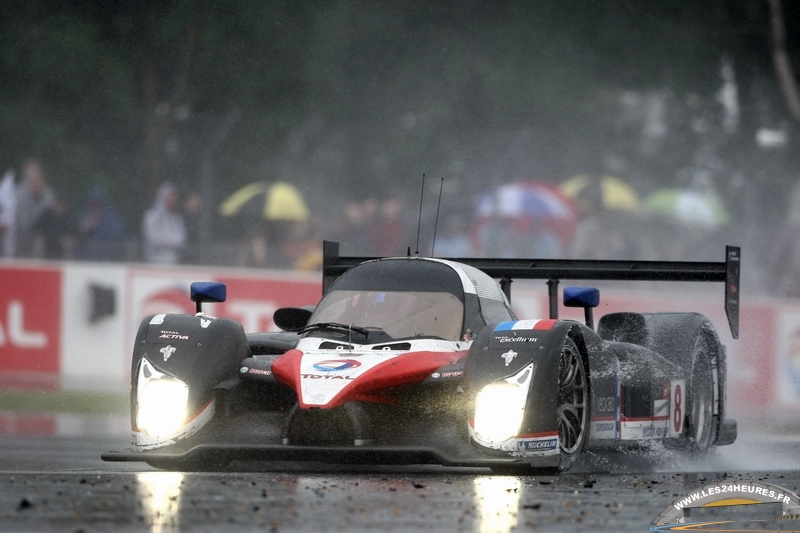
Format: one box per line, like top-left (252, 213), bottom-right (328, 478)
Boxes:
top-left (0, 266), bottom-right (61, 386)
top-left (0, 260), bottom-right (786, 417)
top-left (1, 261), bottom-right (319, 391)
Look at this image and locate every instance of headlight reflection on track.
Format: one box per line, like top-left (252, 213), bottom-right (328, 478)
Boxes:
top-left (137, 471), bottom-right (184, 532)
top-left (474, 476), bottom-right (521, 533)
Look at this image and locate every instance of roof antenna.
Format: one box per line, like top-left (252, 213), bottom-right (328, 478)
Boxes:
top-left (431, 177), bottom-right (444, 256)
top-left (414, 173), bottom-right (425, 256)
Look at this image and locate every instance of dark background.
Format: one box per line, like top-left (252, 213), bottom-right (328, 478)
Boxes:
top-left (1, 0), bottom-right (798, 282)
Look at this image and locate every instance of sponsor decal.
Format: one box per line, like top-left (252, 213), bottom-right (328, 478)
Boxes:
top-left (651, 480), bottom-right (800, 531)
top-left (619, 420), bottom-right (669, 441)
top-left (312, 359), bottom-right (362, 372)
top-left (431, 371), bottom-right (463, 379)
top-left (592, 418), bottom-right (618, 439)
top-left (240, 367), bottom-right (249, 373)
top-left (596, 396), bottom-right (615, 413)
top-left (501, 350), bottom-right (518, 366)
top-left (594, 422), bottom-right (615, 433)
top-left (642, 426), bottom-right (667, 439)
top-left (293, 343), bottom-right (464, 407)
top-left (653, 399), bottom-right (669, 418)
top-left (160, 345), bottom-right (176, 362)
top-left (159, 331), bottom-right (189, 341)
top-left (496, 336), bottom-right (537, 343)
top-left (302, 373), bottom-right (354, 380)
top-left (199, 318), bottom-right (212, 328)
top-left (516, 437), bottom-right (558, 452)
top-left (247, 368), bottom-right (272, 376)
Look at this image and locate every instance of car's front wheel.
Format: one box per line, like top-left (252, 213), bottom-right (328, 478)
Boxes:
top-left (556, 336), bottom-right (589, 471)
top-left (490, 336), bottom-right (589, 475)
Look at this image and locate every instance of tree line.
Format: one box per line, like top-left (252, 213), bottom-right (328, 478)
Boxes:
top-left (1, 0), bottom-right (798, 242)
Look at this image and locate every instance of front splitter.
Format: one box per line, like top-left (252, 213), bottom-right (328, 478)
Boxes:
top-left (102, 442), bottom-right (562, 469)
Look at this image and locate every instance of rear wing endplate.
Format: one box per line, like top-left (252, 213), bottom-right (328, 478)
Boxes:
top-left (322, 241), bottom-right (741, 339)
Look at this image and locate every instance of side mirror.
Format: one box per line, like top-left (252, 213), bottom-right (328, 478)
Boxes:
top-left (274, 307), bottom-right (313, 332)
top-left (563, 286), bottom-right (600, 330)
top-left (190, 282), bottom-right (227, 314)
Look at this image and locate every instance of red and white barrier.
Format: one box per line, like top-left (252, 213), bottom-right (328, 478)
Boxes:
top-left (0, 260), bottom-right (797, 417)
top-left (1, 261), bottom-right (319, 391)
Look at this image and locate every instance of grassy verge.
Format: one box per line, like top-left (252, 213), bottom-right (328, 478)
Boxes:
top-left (0, 390), bottom-right (129, 415)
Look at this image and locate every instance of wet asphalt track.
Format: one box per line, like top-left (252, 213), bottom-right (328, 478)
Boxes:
top-left (0, 418), bottom-right (799, 533)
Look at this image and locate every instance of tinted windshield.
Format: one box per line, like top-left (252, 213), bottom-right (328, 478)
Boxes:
top-left (310, 290), bottom-right (464, 341)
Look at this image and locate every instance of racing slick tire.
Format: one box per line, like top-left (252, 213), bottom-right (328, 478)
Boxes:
top-left (643, 313), bottom-right (725, 455)
top-left (685, 336), bottom-right (716, 455)
top-left (556, 336), bottom-right (590, 471)
top-left (491, 336), bottom-right (590, 474)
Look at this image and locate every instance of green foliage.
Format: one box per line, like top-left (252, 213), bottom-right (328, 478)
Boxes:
top-left (0, 390), bottom-right (128, 415)
top-left (0, 0), bottom-right (795, 232)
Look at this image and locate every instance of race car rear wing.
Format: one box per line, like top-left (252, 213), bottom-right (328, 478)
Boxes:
top-left (322, 241), bottom-right (741, 339)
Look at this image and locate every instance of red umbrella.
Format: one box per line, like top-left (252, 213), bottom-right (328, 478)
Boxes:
top-left (473, 181), bottom-right (579, 257)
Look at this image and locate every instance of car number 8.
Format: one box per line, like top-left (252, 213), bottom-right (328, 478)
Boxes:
top-left (673, 384), bottom-right (682, 433)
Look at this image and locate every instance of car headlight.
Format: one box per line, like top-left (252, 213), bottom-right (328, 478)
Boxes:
top-left (473, 364), bottom-right (534, 444)
top-left (136, 360), bottom-right (189, 439)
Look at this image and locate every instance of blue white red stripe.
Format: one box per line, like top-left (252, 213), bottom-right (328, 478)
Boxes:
top-left (494, 319), bottom-right (557, 331)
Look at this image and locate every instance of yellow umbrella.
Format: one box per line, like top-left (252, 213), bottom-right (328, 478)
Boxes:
top-left (561, 175), bottom-right (640, 212)
top-left (219, 181), bottom-right (309, 221)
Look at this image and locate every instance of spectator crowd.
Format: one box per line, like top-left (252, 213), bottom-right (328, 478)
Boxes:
top-left (0, 160), bottom-right (749, 280)
top-left (0, 160), bottom-right (185, 264)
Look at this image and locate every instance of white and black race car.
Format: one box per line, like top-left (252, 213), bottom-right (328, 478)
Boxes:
top-left (103, 242), bottom-right (740, 472)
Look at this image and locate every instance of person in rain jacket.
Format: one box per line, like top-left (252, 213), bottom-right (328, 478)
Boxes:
top-left (14, 160), bottom-right (55, 258)
top-left (142, 182), bottom-right (186, 264)
top-left (77, 188), bottom-right (126, 261)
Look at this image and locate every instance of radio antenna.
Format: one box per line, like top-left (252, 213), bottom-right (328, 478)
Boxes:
top-left (414, 173), bottom-right (425, 256)
top-left (431, 177), bottom-right (444, 256)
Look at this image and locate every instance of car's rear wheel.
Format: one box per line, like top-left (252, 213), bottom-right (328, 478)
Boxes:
top-left (686, 337), bottom-right (715, 454)
top-left (557, 336), bottom-right (589, 470)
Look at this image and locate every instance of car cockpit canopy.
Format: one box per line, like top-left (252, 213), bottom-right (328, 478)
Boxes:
top-left (311, 256), bottom-right (516, 342)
